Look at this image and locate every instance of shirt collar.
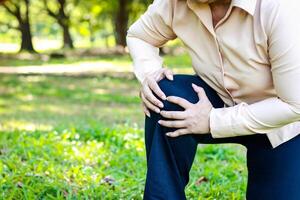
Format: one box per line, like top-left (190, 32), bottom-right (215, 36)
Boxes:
top-left (186, 0), bottom-right (257, 36)
top-left (231, 0), bottom-right (257, 16)
top-left (187, 0), bottom-right (257, 16)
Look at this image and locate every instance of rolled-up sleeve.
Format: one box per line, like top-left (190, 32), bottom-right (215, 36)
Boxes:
top-left (126, 0), bottom-right (177, 83)
top-left (209, 0), bottom-right (300, 138)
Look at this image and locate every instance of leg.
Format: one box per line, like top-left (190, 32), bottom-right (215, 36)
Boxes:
top-left (245, 134), bottom-right (300, 200)
top-left (143, 74), bottom-right (247, 199)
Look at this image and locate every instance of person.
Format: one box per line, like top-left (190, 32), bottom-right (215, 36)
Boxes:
top-left (126, 0), bottom-right (300, 199)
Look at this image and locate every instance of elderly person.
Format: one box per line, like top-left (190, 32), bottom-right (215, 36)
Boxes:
top-left (126, 0), bottom-right (300, 199)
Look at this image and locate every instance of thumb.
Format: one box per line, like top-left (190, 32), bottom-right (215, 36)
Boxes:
top-left (163, 68), bottom-right (174, 81)
top-left (192, 83), bottom-right (208, 102)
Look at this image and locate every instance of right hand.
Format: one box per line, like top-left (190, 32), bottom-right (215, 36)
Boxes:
top-left (139, 67), bottom-right (174, 117)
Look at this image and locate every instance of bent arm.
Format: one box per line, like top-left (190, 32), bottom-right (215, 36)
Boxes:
top-left (126, 0), bottom-right (177, 84)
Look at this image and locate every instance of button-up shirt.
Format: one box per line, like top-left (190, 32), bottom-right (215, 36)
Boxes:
top-left (126, 0), bottom-right (300, 148)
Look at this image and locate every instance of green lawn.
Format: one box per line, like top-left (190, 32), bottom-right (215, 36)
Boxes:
top-left (0, 55), bottom-right (247, 199)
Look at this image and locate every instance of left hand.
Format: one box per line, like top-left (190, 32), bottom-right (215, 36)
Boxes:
top-left (158, 83), bottom-right (214, 137)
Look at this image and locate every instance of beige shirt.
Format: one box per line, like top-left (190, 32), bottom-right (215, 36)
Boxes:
top-left (126, 0), bottom-right (300, 148)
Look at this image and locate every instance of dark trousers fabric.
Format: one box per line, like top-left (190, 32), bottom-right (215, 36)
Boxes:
top-left (143, 74), bottom-right (300, 200)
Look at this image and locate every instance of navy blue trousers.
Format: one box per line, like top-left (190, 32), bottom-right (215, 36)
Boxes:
top-left (143, 74), bottom-right (300, 200)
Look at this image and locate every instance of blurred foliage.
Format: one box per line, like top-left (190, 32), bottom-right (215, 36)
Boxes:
top-left (0, 0), bottom-right (152, 52)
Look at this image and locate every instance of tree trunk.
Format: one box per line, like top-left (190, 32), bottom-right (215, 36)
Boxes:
top-left (115, 0), bottom-right (129, 47)
top-left (60, 21), bottom-right (74, 49)
top-left (57, 0), bottom-right (74, 49)
top-left (3, 0), bottom-right (36, 52)
top-left (88, 21), bottom-right (95, 46)
top-left (19, 21), bottom-right (35, 52)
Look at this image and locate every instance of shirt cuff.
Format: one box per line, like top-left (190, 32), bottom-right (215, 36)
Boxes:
top-left (209, 102), bottom-right (257, 138)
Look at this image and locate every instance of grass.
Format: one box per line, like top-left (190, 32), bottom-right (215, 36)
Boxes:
top-left (0, 54), bottom-right (247, 199)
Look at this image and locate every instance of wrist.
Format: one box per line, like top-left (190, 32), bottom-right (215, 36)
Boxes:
top-left (208, 106), bottom-right (214, 133)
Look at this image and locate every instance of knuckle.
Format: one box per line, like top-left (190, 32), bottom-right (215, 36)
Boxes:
top-left (148, 95), bottom-right (156, 101)
top-left (186, 120), bottom-right (192, 127)
top-left (144, 100), bottom-right (151, 106)
top-left (148, 78), bottom-right (155, 85)
top-left (145, 78), bottom-right (151, 84)
top-left (183, 110), bottom-right (189, 116)
top-left (148, 103), bottom-right (155, 109)
top-left (143, 101), bottom-right (150, 108)
top-left (144, 93), bottom-right (151, 99)
top-left (186, 111), bottom-right (192, 118)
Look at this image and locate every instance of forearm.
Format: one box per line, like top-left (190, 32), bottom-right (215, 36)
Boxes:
top-left (209, 97), bottom-right (300, 138)
top-left (126, 36), bottom-right (164, 84)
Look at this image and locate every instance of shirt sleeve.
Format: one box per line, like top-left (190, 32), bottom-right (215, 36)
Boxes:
top-left (209, 0), bottom-right (300, 138)
top-left (126, 0), bottom-right (177, 84)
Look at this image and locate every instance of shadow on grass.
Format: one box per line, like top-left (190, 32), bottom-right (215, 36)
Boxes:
top-left (0, 54), bottom-right (132, 67)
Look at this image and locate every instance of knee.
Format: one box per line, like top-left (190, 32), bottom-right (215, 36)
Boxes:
top-left (157, 75), bottom-right (196, 100)
top-left (157, 75), bottom-right (198, 112)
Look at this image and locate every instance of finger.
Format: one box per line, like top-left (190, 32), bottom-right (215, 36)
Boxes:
top-left (160, 110), bottom-right (186, 120)
top-left (148, 79), bottom-right (167, 101)
top-left (141, 92), bottom-right (161, 113)
top-left (158, 119), bottom-right (186, 128)
top-left (191, 83), bottom-right (208, 102)
top-left (166, 96), bottom-right (191, 109)
top-left (142, 102), bottom-right (151, 117)
top-left (163, 68), bottom-right (174, 81)
top-left (144, 85), bottom-right (164, 108)
top-left (166, 129), bottom-right (189, 137)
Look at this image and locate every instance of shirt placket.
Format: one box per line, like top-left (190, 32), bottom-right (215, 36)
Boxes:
top-left (213, 6), bottom-right (238, 106)
top-left (214, 33), bottom-right (237, 106)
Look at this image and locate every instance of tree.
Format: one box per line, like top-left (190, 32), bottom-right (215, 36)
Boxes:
top-left (43, 0), bottom-right (74, 49)
top-left (114, 0), bottom-right (129, 47)
top-left (111, 0), bottom-right (151, 48)
top-left (1, 0), bottom-right (36, 52)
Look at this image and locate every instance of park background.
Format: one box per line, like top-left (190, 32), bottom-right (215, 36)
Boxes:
top-left (0, 0), bottom-right (247, 199)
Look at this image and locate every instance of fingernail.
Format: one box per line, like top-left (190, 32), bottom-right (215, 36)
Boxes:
top-left (166, 133), bottom-right (170, 136)
top-left (158, 120), bottom-right (161, 124)
top-left (146, 112), bottom-right (151, 117)
top-left (156, 108), bottom-right (160, 113)
top-left (159, 102), bottom-right (164, 108)
top-left (161, 95), bottom-right (167, 100)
